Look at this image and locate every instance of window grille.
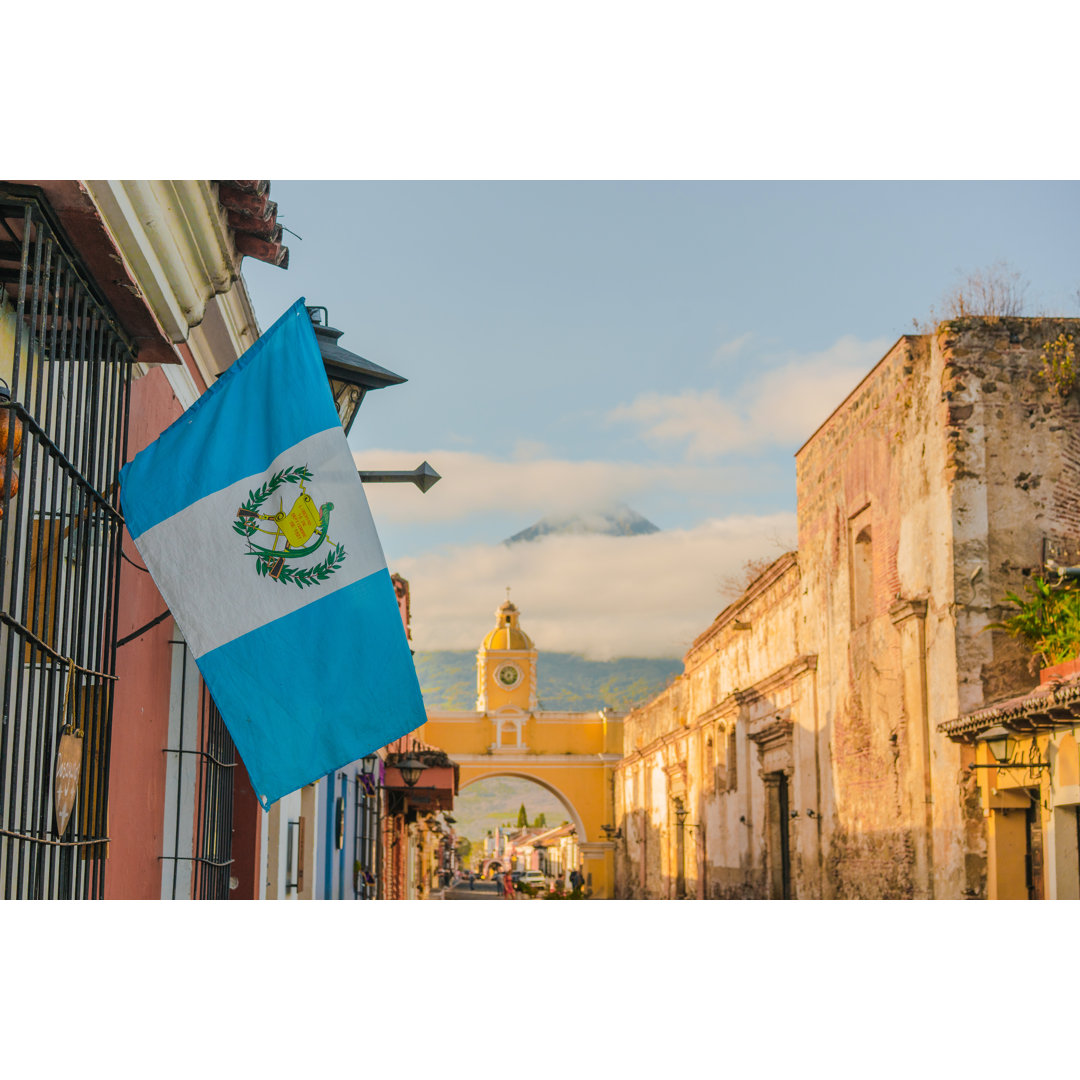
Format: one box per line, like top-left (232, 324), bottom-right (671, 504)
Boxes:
top-left (0, 186), bottom-right (134, 899)
top-left (353, 754), bottom-right (380, 898)
top-left (161, 638), bottom-right (237, 899)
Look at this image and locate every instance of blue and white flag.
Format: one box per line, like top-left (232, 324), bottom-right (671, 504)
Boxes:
top-left (119, 299), bottom-right (427, 807)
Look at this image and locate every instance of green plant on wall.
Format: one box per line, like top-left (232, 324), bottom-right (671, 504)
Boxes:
top-left (1039, 332), bottom-right (1076, 397)
top-left (990, 577), bottom-right (1080, 667)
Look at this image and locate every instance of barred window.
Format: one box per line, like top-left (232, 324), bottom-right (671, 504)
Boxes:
top-left (0, 187), bottom-right (133, 899)
top-left (160, 637), bottom-right (236, 899)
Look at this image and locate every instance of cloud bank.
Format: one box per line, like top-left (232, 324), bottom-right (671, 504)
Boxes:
top-left (608, 334), bottom-right (891, 458)
top-left (356, 448), bottom-right (768, 527)
top-left (393, 512), bottom-right (796, 660)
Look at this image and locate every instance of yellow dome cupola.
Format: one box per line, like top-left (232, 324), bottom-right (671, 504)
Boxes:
top-left (476, 592), bottom-right (537, 712)
top-left (482, 599), bottom-right (534, 652)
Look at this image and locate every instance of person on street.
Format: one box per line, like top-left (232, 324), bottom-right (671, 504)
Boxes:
top-left (468, 870), bottom-right (475, 891)
top-left (503, 870), bottom-right (514, 899)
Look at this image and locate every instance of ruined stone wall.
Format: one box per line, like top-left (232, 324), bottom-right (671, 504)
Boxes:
top-left (615, 317), bottom-right (1080, 901)
top-left (616, 555), bottom-right (812, 899)
top-left (941, 318), bottom-right (1080, 710)
top-left (936, 318), bottom-right (1080, 895)
top-left (795, 317), bottom-right (1080, 900)
top-left (795, 330), bottom-right (985, 897)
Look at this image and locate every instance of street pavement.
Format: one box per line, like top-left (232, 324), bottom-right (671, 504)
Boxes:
top-left (442, 878), bottom-right (521, 900)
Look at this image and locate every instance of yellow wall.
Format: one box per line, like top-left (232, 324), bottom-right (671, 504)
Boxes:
top-left (420, 714), bottom-right (623, 898)
top-left (455, 761), bottom-right (618, 898)
top-left (425, 600), bottom-right (622, 897)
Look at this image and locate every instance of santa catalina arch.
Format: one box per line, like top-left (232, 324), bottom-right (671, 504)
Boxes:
top-left (419, 599), bottom-right (622, 897)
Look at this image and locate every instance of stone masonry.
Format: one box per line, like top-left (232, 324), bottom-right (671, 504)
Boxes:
top-left (614, 317), bottom-right (1080, 899)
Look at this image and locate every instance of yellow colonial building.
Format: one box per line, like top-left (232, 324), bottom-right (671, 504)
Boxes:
top-left (418, 599), bottom-right (622, 897)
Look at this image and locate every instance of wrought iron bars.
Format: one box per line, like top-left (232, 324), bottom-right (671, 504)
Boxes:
top-left (161, 638), bottom-right (237, 899)
top-left (0, 187), bottom-right (134, 899)
top-left (354, 755), bottom-right (380, 898)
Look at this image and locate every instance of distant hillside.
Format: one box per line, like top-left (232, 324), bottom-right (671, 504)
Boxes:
top-left (414, 650), bottom-right (682, 712)
top-left (452, 777), bottom-right (571, 850)
top-left (504, 503), bottom-right (659, 544)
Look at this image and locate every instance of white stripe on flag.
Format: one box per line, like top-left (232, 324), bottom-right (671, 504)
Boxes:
top-left (134, 428), bottom-right (386, 658)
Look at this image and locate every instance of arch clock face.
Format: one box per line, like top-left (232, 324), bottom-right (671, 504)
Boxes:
top-left (496, 663), bottom-right (522, 688)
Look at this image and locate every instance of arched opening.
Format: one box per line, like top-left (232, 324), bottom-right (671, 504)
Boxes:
top-left (457, 772), bottom-right (586, 839)
top-left (454, 772), bottom-right (588, 887)
top-left (851, 523), bottom-right (873, 626)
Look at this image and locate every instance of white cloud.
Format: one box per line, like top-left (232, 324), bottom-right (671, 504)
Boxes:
top-left (609, 334), bottom-right (891, 459)
top-left (354, 448), bottom-right (762, 527)
top-left (394, 512), bottom-right (796, 660)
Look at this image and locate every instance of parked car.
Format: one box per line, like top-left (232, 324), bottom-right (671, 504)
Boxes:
top-left (520, 870), bottom-right (547, 888)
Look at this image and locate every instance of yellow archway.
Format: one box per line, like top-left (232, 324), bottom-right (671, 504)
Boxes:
top-left (418, 599), bottom-right (623, 898)
top-left (458, 771), bottom-right (587, 838)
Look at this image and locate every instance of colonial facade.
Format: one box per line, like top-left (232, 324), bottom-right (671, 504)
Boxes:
top-left (421, 598), bottom-right (622, 897)
top-left (614, 317), bottom-right (1080, 899)
top-left (1, 180), bottom-right (284, 899)
top-left (1, 181), bottom-right (435, 901)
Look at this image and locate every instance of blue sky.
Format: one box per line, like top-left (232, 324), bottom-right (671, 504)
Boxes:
top-left (242, 181), bottom-right (1079, 657)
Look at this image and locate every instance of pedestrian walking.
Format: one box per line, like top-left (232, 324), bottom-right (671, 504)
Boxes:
top-left (502, 870), bottom-right (514, 899)
top-left (468, 870), bottom-right (475, 891)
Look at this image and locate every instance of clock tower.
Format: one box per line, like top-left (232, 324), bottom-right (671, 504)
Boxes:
top-left (476, 596), bottom-right (537, 712)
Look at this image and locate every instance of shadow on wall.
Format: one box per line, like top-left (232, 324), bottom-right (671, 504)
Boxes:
top-left (613, 815), bottom-right (988, 900)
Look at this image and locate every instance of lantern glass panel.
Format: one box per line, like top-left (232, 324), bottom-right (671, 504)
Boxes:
top-left (987, 733), bottom-right (1011, 764)
top-left (330, 379), bottom-right (363, 434)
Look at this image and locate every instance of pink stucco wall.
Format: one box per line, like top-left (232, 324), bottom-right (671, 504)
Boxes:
top-left (105, 358), bottom-right (198, 899)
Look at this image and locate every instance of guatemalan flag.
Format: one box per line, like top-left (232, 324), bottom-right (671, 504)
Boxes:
top-left (119, 299), bottom-right (427, 807)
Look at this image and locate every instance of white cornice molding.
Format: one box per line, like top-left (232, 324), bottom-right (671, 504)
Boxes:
top-left (82, 180), bottom-right (242, 347)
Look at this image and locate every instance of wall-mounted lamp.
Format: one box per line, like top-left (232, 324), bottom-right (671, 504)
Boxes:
top-left (395, 756), bottom-right (427, 788)
top-left (971, 724), bottom-right (1049, 770)
top-left (600, 824), bottom-right (623, 840)
top-left (307, 306), bottom-right (407, 435)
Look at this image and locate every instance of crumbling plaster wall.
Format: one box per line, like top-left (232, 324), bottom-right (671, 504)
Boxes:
top-left (615, 318), bottom-right (1080, 901)
top-left (795, 318), bottom-right (1080, 899)
top-left (942, 318), bottom-right (1080, 710)
top-left (616, 556), bottom-right (811, 899)
top-left (796, 333), bottom-right (969, 898)
top-left (938, 318), bottom-right (1080, 896)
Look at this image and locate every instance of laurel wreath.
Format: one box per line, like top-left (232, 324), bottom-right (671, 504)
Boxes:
top-left (232, 464), bottom-right (348, 589)
top-left (232, 465), bottom-right (313, 537)
top-left (255, 541), bottom-right (347, 589)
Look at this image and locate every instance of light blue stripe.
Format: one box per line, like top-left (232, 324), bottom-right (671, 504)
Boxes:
top-left (196, 568), bottom-right (427, 807)
top-left (120, 298), bottom-right (341, 539)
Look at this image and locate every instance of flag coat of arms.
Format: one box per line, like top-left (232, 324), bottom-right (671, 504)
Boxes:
top-left (120, 299), bottom-right (427, 807)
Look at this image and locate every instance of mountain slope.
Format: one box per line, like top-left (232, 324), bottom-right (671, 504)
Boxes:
top-left (504, 503), bottom-right (659, 544)
top-left (414, 650), bottom-right (681, 712)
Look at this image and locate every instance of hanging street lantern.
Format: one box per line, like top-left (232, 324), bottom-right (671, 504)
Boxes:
top-left (306, 305), bottom-right (407, 435)
top-left (979, 725), bottom-right (1013, 766)
top-left (396, 755), bottom-right (427, 788)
